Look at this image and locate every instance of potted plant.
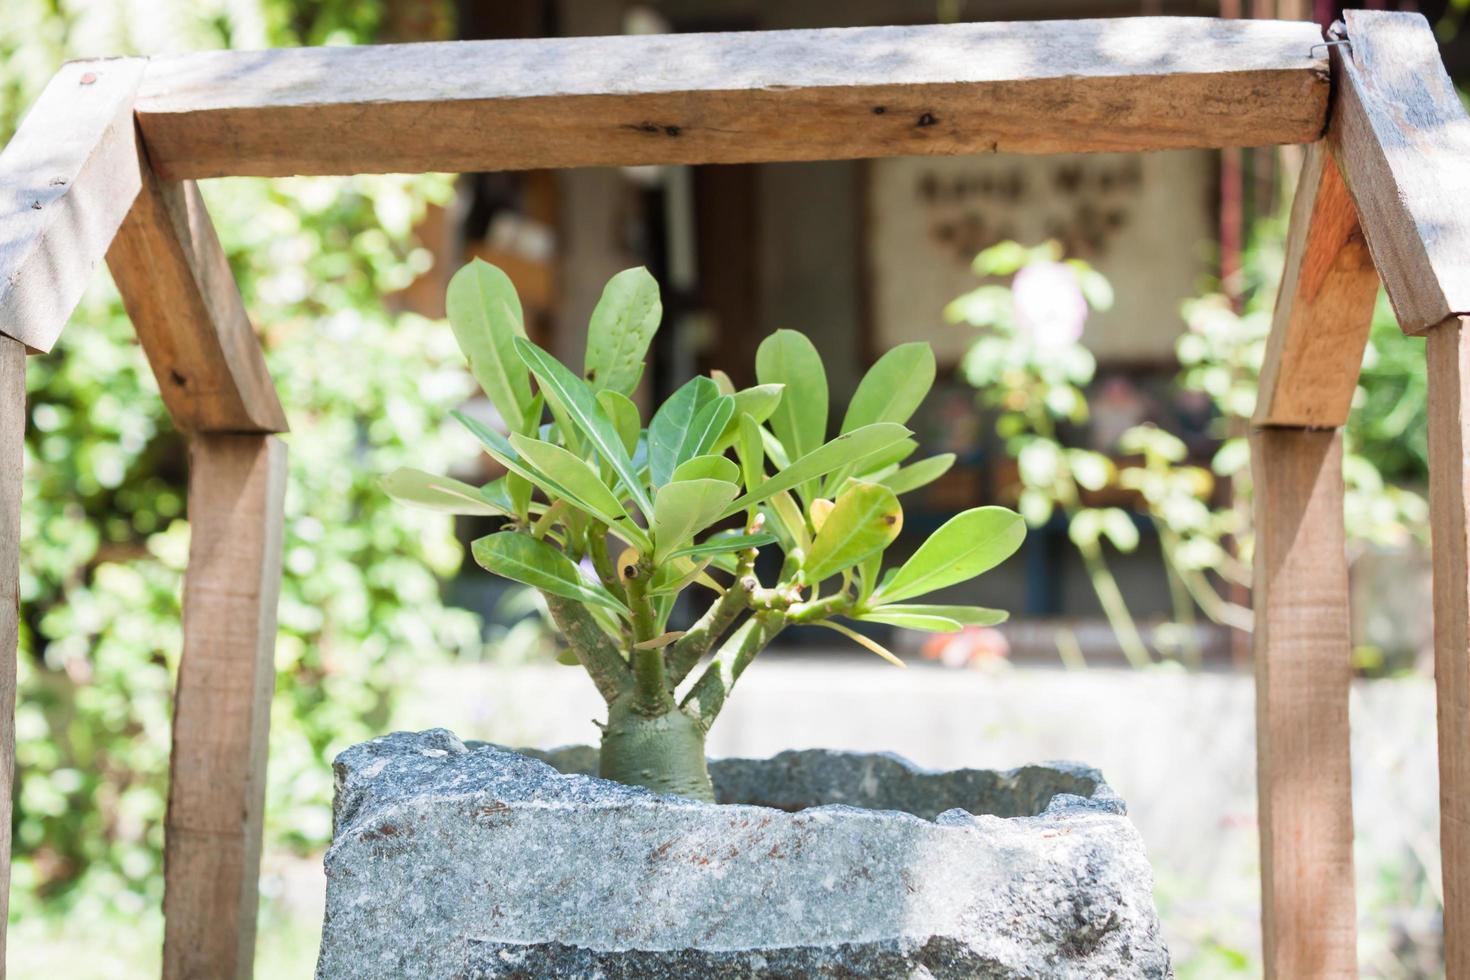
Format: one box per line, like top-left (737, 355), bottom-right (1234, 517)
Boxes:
top-left (316, 260), bottom-right (1170, 979)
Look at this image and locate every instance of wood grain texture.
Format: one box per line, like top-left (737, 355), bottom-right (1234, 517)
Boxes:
top-left (1254, 141), bottom-right (1379, 428)
top-left (135, 18), bottom-right (1330, 179)
top-left (1427, 317), bottom-right (1470, 980)
top-left (1329, 10), bottom-right (1470, 335)
top-left (107, 145), bottom-right (287, 434)
top-left (0, 340), bottom-right (23, 976)
top-left (164, 435), bottom-right (286, 980)
top-left (0, 58), bottom-right (146, 352)
top-left (1250, 427), bottom-right (1357, 979)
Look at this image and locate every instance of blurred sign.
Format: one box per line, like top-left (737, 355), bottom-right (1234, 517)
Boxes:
top-left (866, 151), bottom-right (1214, 364)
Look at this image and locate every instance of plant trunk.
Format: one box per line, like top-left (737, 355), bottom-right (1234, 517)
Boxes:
top-left (599, 695), bottom-right (714, 802)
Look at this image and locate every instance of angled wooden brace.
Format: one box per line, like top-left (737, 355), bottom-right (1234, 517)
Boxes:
top-left (1250, 141), bottom-right (1373, 980)
top-left (1328, 10), bottom-right (1470, 977)
top-left (103, 95), bottom-right (288, 980)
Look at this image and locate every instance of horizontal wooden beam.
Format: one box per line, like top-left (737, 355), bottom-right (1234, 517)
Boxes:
top-left (1254, 141), bottom-right (1378, 428)
top-left (1329, 10), bottom-right (1470, 335)
top-left (0, 58), bottom-right (146, 352)
top-left (135, 17), bottom-right (1330, 179)
top-left (107, 144), bottom-right (288, 433)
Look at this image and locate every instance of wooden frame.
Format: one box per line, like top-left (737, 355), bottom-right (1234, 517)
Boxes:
top-left (0, 10), bottom-right (1464, 977)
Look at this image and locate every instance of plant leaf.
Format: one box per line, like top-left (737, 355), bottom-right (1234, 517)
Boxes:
top-left (875, 507), bottom-right (1026, 604)
top-left (647, 376), bottom-right (720, 487)
top-left (680, 395), bottom-right (735, 466)
top-left (514, 337), bottom-right (654, 518)
top-left (508, 433), bottom-right (649, 550)
top-left (858, 603), bottom-right (1008, 627)
top-left (881, 454), bottom-right (956, 495)
top-left (765, 489), bottom-right (811, 553)
top-left (672, 454), bottom-right (740, 484)
top-left (584, 267), bottom-right (661, 396)
top-left (648, 555), bottom-right (711, 596)
top-left (445, 259), bottom-right (532, 433)
top-left (756, 330), bottom-right (827, 499)
top-left (668, 532), bottom-right (778, 560)
top-left (841, 342), bottom-right (936, 434)
top-left (472, 532), bottom-right (627, 615)
top-left (596, 389), bottom-right (642, 456)
top-left (720, 423), bottom-right (910, 519)
top-left (652, 479), bottom-right (739, 563)
top-left (714, 383), bottom-right (784, 449)
top-left (813, 621), bottom-right (906, 668)
top-left (849, 610), bottom-right (961, 632)
top-left (802, 482), bottom-right (903, 583)
top-left (735, 413), bottom-right (765, 496)
top-left (381, 467), bottom-right (508, 516)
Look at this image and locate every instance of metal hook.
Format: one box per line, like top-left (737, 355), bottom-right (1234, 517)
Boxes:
top-left (1309, 39), bottom-right (1351, 58)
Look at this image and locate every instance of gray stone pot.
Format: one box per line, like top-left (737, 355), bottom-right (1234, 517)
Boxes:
top-left (316, 729), bottom-right (1171, 979)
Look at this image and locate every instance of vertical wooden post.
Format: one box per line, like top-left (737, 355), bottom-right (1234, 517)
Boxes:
top-left (1427, 317), bottom-right (1470, 979)
top-left (1251, 428), bottom-right (1357, 979)
top-left (0, 339), bottom-right (24, 976)
top-left (163, 434), bottom-right (286, 980)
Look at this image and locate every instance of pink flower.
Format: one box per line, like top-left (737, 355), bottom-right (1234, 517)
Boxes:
top-left (1012, 262), bottom-right (1087, 348)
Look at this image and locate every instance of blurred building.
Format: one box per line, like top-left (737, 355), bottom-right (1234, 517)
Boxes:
top-left (393, 0), bottom-right (1461, 663)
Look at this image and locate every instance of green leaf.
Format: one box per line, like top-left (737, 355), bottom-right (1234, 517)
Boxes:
top-left (584, 266), bottom-right (661, 396)
top-left (669, 532), bottom-right (778, 560)
top-left (446, 259), bottom-right (532, 433)
top-left (715, 384), bottom-right (784, 448)
top-left (596, 389), bottom-right (642, 456)
top-left (647, 376), bottom-right (720, 487)
top-left (381, 467), bottom-right (508, 516)
top-left (849, 610), bottom-right (961, 632)
top-left (508, 433), bottom-right (649, 550)
top-left (756, 330), bottom-right (827, 498)
top-left (813, 621), bottom-right (906, 667)
top-left (802, 482), bottom-right (903, 583)
top-left (721, 423), bottom-right (910, 519)
top-left (672, 454), bottom-right (740, 484)
top-left (881, 454), bottom-right (956, 495)
top-left (875, 506), bottom-right (1026, 604)
top-left (513, 337), bottom-right (654, 518)
top-left (455, 410), bottom-right (576, 502)
top-left (856, 551), bottom-right (884, 605)
top-left (472, 531), bottom-right (627, 615)
top-left (854, 437), bottom-right (919, 476)
top-left (765, 489), bottom-right (811, 553)
top-left (858, 603), bottom-right (1008, 627)
top-left (649, 555), bottom-right (710, 596)
top-left (681, 395), bottom-right (735, 466)
top-left (735, 414), bottom-right (765, 496)
top-left (841, 342), bottom-right (935, 433)
top-left (652, 479), bottom-right (740, 563)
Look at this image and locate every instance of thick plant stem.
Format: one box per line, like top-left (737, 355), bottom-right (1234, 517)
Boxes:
top-left (682, 613), bottom-right (784, 732)
top-left (599, 695), bottom-right (714, 801)
top-left (623, 565), bottom-right (674, 713)
top-left (542, 594), bottom-right (630, 702)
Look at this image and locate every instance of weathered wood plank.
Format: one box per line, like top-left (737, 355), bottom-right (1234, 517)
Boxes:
top-left (0, 339), bottom-right (24, 973)
top-left (1254, 141), bottom-right (1378, 428)
top-left (1329, 10), bottom-right (1470, 335)
top-left (1427, 317), bottom-right (1470, 980)
top-left (135, 18), bottom-right (1330, 179)
top-left (107, 147), bottom-right (287, 434)
top-left (0, 58), bottom-right (147, 352)
top-left (1250, 427), bottom-right (1357, 979)
top-left (164, 435), bottom-right (287, 980)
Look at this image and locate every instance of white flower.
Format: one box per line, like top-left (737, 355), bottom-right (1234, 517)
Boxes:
top-left (1012, 262), bottom-right (1088, 348)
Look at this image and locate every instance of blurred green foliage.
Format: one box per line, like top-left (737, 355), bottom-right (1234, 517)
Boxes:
top-left (2, 0), bottom-right (481, 922)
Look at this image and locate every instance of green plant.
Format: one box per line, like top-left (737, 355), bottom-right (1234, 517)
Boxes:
top-left (946, 241), bottom-right (1157, 666)
top-left (389, 259), bottom-right (1026, 800)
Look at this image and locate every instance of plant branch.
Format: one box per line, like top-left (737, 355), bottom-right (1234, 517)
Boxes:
top-left (542, 594), bottom-right (631, 702)
top-left (681, 612), bottom-right (785, 732)
top-left (665, 545), bottom-right (761, 688)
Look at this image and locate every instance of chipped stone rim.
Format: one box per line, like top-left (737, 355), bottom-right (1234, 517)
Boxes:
top-left (515, 742), bottom-right (1128, 820)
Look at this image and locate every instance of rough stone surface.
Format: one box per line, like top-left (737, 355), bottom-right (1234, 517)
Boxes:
top-left (317, 729), bottom-right (1171, 979)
